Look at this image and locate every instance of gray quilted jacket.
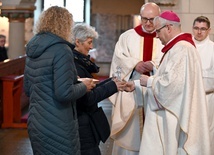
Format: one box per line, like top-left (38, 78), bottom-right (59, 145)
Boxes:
top-left (24, 32), bottom-right (86, 155)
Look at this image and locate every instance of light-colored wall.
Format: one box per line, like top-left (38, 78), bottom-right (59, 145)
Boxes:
top-left (91, 0), bottom-right (214, 40)
top-left (0, 17), bottom-right (9, 47)
top-left (0, 0), bottom-right (214, 47)
top-left (158, 0), bottom-right (214, 40)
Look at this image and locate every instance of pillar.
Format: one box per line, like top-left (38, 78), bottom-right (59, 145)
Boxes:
top-left (0, 0), bottom-right (36, 59)
top-left (8, 16), bottom-right (26, 59)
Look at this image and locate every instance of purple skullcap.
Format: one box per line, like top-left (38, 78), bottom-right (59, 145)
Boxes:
top-left (159, 10), bottom-right (180, 22)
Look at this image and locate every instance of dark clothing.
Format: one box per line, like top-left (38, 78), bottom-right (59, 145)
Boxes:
top-left (24, 32), bottom-right (87, 155)
top-left (0, 47), bottom-right (8, 61)
top-left (73, 49), bottom-right (118, 155)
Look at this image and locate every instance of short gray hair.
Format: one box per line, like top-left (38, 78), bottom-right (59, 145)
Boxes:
top-left (72, 23), bottom-right (98, 44)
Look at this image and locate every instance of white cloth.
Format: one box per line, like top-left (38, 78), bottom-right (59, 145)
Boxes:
top-left (138, 39), bottom-right (210, 155)
top-left (112, 142), bottom-right (139, 155)
top-left (194, 36), bottom-right (214, 154)
top-left (109, 28), bottom-right (163, 154)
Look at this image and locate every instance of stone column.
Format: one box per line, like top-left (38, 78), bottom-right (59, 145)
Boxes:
top-left (0, 0), bottom-right (36, 59)
top-left (8, 14), bottom-right (26, 59)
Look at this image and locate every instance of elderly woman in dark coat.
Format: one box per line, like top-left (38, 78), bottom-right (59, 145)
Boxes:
top-left (24, 6), bottom-right (95, 155)
top-left (72, 23), bottom-right (127, 155)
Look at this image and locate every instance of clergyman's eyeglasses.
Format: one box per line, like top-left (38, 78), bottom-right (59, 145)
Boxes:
top-left (141, 17), bottom-right (154, 23)
top-left (155, 25), bottom-right (167, 33)
top-left (193, 27), bottom-right (208, 32)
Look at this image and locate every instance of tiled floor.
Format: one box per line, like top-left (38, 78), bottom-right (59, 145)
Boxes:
top-left (0, 99), bottom-right (113, 155)
top-left (0, 128), bottom-right (32, 155)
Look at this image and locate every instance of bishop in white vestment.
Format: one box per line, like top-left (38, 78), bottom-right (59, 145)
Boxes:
top-left (138, 11), bottom-right (210, 155)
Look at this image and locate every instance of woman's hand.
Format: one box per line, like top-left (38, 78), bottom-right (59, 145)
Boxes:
top-left (79, 78), bottom-right (96, 92)
top-left (113, 78), bottom-right (126, 91)
top-left (124, 81), bottom-right (135, 92)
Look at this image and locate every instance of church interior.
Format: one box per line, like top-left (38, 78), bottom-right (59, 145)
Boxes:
top-left (0, 0), bottom-right (213, 154)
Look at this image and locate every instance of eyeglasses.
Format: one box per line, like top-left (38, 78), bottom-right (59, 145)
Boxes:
top-left (193, 27), bottom-right (208, 32)
top-left (141, 17), bottom-right (154, 23)
top-left (155, 25), bottom-right (167, 33)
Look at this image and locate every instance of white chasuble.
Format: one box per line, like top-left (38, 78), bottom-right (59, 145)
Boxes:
top-left (139, 34), bottom-right (210, 155)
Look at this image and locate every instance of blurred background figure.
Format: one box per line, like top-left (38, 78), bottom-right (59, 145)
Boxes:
top-left (0, 34), bottom-right (8, 61)
top-left (192, 15), bottom-right (214, 155)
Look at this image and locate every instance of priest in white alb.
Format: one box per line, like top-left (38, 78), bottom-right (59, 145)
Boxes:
top-left (192, 15), bottom-right (214, 155)
top-left (109, 2), bottom-right (163, 155)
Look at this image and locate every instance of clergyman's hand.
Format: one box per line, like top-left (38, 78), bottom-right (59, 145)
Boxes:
top-left (140, 75), bottom-right (149, 87)
top-left (135, 61), bottom-right (153, 74)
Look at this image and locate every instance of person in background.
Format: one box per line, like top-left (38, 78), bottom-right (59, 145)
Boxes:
top-left (24, 6), bottom-right (95, 155)
top-left (192, 16), bottom-right (214, 154)
top-left (138, 10), bottom-right (210, 155)
top-left (72, 23), bottom-right (129, 155)
top-left (0, 34), bottom-right (8, 61)
top-left (108, 2), bottom-right (163, 154)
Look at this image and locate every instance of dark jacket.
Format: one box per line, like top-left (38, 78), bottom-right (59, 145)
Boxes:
top-left (24, 32), bottom-right (87, 155)
top-left (0, 46), bottom-right (8, 61)
top-left (73, 49), bottom-right (118, 155)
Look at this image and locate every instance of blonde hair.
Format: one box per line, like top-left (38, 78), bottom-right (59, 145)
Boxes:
top-left (34, 6), bottom-right (73, 42)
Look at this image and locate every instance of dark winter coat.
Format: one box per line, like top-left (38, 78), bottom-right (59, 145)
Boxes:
top-left (24, 32), bottom-right (87, 155)
top-left (73, 49), bottom-right (118, 155)
top-left (0, 46), bottom-right (8, 61)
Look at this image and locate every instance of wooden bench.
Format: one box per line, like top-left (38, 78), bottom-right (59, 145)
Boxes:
top-left (0, 55), bottom-right (28, 128)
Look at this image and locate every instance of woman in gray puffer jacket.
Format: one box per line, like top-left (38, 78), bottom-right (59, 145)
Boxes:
top-left (24, 6), bottom-right (95, 155)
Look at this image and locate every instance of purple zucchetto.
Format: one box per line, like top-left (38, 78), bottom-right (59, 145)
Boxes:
top-left (159, 10), bottom-right (180, 22)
